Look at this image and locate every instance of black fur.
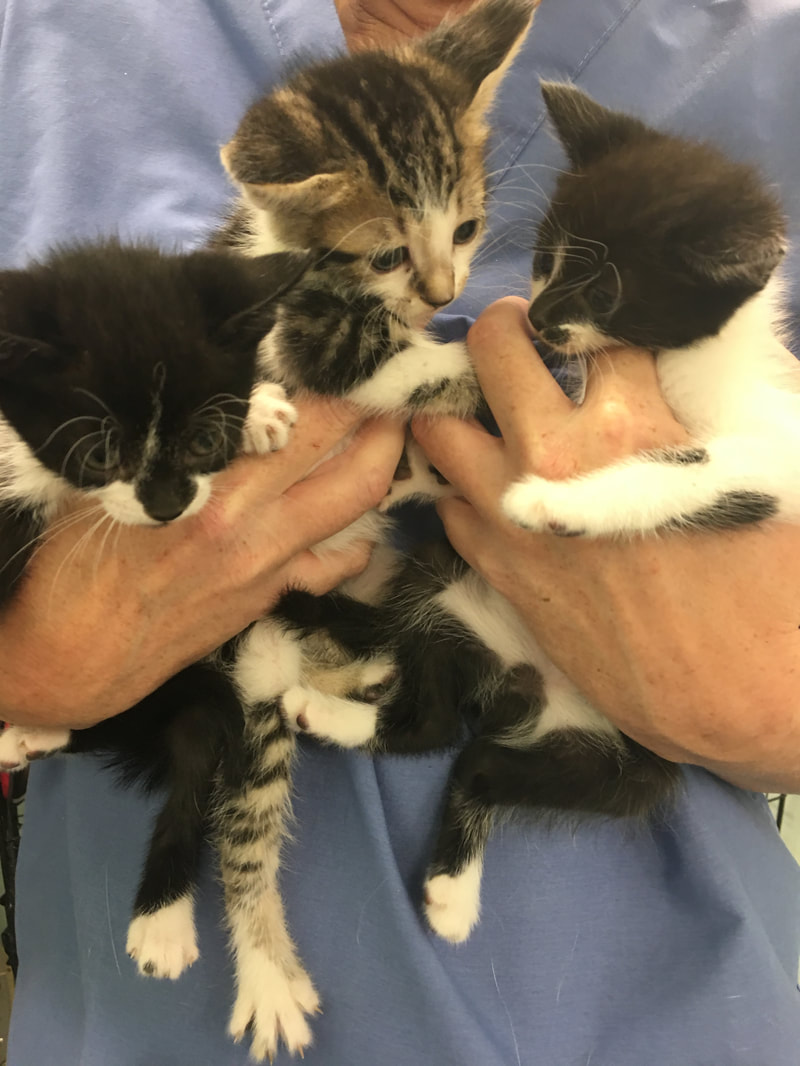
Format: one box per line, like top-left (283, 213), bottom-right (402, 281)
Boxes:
top-left (279, 541), bottom-right (680, 892)
top-left (528, 82), bottom-right (787, 352)
top-left (0, 240), bottom-right (307, 927)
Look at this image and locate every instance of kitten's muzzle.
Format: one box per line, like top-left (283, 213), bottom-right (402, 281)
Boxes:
top-left (136, 476), bottom-right (197, 524)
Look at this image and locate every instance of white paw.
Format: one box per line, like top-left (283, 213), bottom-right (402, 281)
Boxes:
top-left (502, 477), bottom-right (587, 537)
top-left (423, 862), bottom-right (483, 944)
top-left (379, 438), bottom-right (454, 512)
top-left (280, 686), bottom-right (379, 748)
top-left (229, 953), bottom-right (320, 1061)
top-left (0, 724), bottom-right (70, 770)
top-left (242, 382), bottom-right (298, 454)
top-left (126, 896), bottom-right (199, 979)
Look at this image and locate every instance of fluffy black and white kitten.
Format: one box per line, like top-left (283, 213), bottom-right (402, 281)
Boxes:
top-left (0, 239), bottom-right (309, 975)
top-left (274, 82), bottom-right (792, 945)
top-left (503, 81), bottom-right (791, 535)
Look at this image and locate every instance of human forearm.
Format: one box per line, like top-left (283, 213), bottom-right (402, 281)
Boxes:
top-left (414, 298), bottom-right (800, 793)
top-left (0, 401), bottom-right (403, 728)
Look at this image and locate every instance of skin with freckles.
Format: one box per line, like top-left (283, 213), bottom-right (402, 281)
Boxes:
top-left (0, 397), bottom-right (403, 728)
top-left (335, 0), bottom-right (480, 50)
top-left (413, 298), bottom-right (800, 794)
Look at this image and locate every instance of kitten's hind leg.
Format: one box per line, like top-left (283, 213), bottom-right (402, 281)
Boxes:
top-left (423, 737), bottom-right (499, 944)
top-left (0, 724), bottom-right (71, 770)
top-left (218, 702), bottom-right (319, 1061)
top-left (425, 730), bottom-right (681, 943)
top-left (123, 664), bottom-right (246, 980)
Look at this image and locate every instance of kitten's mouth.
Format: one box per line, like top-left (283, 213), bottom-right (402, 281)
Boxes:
top-left (408, 307), bottom-right (436, 330)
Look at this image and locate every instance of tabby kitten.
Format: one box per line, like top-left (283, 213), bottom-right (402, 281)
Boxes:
top-left (276, 83), bottom-right (792, 945)
top-left (0, 239), bottom-right (308, 976)
top-left (207, 1), bottom-right (538, 1059)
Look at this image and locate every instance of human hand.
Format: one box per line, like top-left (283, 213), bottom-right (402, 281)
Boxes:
top-left (335, 0), bottom-right (478, 51)
top-left (413, 298), bottom-right (800, 792)
top-left (0, 396), bottom-right (404, 728)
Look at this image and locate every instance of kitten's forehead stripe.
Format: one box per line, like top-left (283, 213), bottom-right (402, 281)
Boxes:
top-left (297, 59), bottom-right (462, 209)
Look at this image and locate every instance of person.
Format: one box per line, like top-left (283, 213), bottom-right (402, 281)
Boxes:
top-left (3, 1), bottom-right (799, 1063)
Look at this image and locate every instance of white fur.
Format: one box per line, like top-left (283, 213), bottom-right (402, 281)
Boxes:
top-left (503, 285), bottom-right (800, 537)
top-left (227, 938), bottom-right (319, 1061)
top-left (436, 573), bottom-right (620, 742)
top-left (340, 540), bottom-right (403, 604)
top-left (91, 476), bottom-right (212, 525)
top-left (0, 724), bottom-right (70, 769)
top-left (424, 859), bottom-right (483, 943)
top-left (126, 895), bottom-right (199, 979)
top-left (233, 621), bottom-right (303, 706)
top-left (282, 685), bottom-right (380, 747)
top-left (311, 509), bottom-right (390, 558)
top-left (0, 420), bottom-right (71, 517)
top-left (380, 436), bottom-right (456, 511)
top-left (347, 336), bottom-right (473, 412)
top-left (242, 382), bottom-right (297, 454)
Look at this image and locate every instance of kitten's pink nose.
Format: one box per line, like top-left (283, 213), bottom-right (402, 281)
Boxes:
top-left (419, 282), bottom-right (455, 309)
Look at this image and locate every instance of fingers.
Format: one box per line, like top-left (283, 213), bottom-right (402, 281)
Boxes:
top-left (279, 416), bottom-right (405, 553)
top-left (466, 297), bottom-right (573, 446)
top-left (223, 393), bottom-right (364, 498)
top-left (411, 416), bottom-right (508, 518)
top-left (282, 539), bottom-right (373, 596)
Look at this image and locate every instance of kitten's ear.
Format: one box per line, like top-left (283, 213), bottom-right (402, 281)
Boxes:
top-left (0, 331), bottom-right (62, 378)
top-left (216, 252), bottom-right (314, 347)
top-left (540, 82), bottom-right (651, 169)
top-left (0, 270), bottom-right (64, 378)
top-left (682, 230), bottom-right (787, 291)
top-left (419, 0), bottom-right (538, 113)
top-left (220, 142), bottom-right (350, 214)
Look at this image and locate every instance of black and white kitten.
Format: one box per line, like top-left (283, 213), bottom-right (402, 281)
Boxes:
top-left (274, 82), bottom-right (792, 945)
top-left (503, 81), bottom-right (791, 535)
top-left (0, 239), bottom-right (309, 974)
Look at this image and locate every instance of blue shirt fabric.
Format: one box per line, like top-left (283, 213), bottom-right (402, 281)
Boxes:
top-left (3, 1), bottom-right (800, 1063)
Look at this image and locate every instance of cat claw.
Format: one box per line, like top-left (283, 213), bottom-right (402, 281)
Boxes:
top-left (0, 725), bottom-right (70, 770)
top-left (228, 959), bottom-right (320, 1061)
top-left (242, 382), bottom-right (298, 454)
top-left (126, 897), bottom-right (199, 979)
top-left (502, 477), bottom-right (590, 536)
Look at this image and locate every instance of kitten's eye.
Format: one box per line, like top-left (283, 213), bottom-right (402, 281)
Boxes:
top-left (586, 286), bottom-right (616, 315)
top-left (83, 439), bottom-right (119, 475)
top-left (188, 425), bottom-right (225, 457)
top-left (370, 247), bottom-right (408, 273)
top-left (535, 251), bottom-right (555, 276)
top-left (453, 219), bottom-right (479, 245)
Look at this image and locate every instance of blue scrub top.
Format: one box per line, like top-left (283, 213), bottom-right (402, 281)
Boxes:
top-left (2, 1), bottom-right (799, 1063)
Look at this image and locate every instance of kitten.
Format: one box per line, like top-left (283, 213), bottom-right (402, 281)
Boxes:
top-left (502, 81), bottom-right (790, 535)
top-left (275, 83), bottom-right (792, 945)
top-left (0, 239), bottom-right (309, 976)
top-left (206, 1), bottom-right (538, 1059)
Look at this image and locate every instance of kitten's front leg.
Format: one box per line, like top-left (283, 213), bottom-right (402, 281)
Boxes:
top-left (241, 381), bottom-right (298, 454)
top-left (348, 336), bottom-right (480, 417)
top-left (502, 438), bottom-right (783, 537)
top-left (0, 724), bottom-right (71, 770)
